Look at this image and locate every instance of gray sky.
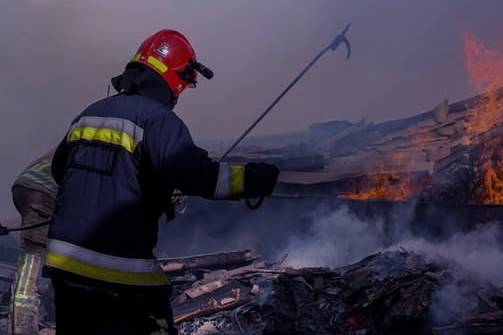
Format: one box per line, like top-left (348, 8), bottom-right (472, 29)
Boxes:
top-left (1, 0), bottom-right (502, 219)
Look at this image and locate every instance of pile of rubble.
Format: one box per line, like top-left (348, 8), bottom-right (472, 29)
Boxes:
top-left (2, 248), bottom-right (502, 334)
top-left (160, 249), bottom-right (283, 333)
top-left (167, 250), bottom-right (503, 335)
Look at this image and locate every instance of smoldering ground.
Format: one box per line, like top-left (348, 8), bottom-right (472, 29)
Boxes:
top-left (159, 197), bottom-right (503, 288)
top-left (157, 197), bottom-right (503, 331)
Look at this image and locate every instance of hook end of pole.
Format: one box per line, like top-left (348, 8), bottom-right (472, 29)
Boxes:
top-left (330, 23), bottom-right (352, 58)
top-left (342, 23), bottom-right (351, 36)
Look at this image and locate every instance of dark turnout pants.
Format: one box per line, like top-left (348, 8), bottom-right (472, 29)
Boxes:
top-left (51, 277), bottom-right (177, 335)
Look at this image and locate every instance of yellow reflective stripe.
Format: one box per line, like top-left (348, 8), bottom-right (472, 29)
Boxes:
top-left (46, 252), bottom-right (169, 286)
top-left (16, 255), bottom-right (28, 295)
top-left (25, 254), bottom-right (36, 292)
top-left (15, 293), bottom-right (36, 300)
top-left (16, 254), bottom-right (34, 296)
top-left (147, 56), bottom-right (168, 73)
top-left (68, 127), bottom-right (137, 153)
top-left (231, 165), bottom-right (245, 197)
top-left (132, 52), bottom-right (142, 62)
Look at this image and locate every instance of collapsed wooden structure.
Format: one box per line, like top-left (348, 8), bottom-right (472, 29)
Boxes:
top-left (219, 90), bottom-right (503, 205)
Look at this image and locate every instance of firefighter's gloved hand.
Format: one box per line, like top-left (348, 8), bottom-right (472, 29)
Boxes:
top-left (244, 163), bottom-right (279, 197)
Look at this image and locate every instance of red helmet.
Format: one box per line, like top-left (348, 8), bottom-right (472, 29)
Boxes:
top-left (131, 29), bottom-right (213, 97)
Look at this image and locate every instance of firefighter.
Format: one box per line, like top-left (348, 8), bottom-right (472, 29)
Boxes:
top-left (12, 151), bottom-right (57, 335)
top-left (45, 29), bottom-right (279, 334)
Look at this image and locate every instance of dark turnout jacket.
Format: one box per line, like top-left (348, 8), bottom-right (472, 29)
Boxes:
top-left (46, 66), bottom-right (245, 286)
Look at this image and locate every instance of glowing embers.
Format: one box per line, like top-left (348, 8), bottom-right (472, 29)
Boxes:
top-left (338, 170), bottom-right (431, 202)
top-left (337, 149), bottom-right (432, 202)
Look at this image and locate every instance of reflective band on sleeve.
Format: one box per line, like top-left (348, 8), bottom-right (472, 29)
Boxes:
top-left (16, 254), bottom-right (40, 298)
top-left (214, 163), bottom-right (245, 199)
top-left (214, 163), bottom-right (231, 199)
top-left (15, 254), bottom-right (31, 298)
top-left (46, 252), bottom-right (169, 286)
top-left (231, 165), bottom-right (245, 197)
top-left (67, 116), bottom-right (144, 153)
top-left (147, 56), bottom-right (168, 73)
top-left (15, 253), bottom-right (42, 314)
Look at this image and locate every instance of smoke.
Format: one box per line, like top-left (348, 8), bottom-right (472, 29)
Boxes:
top-left (283, 206), bottom-right (388, 268)
top-left (282, 204), bottom-right (503, 287)
top-left (392, 224), bottom-right (503, 286)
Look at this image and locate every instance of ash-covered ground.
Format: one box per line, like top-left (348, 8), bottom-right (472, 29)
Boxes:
top-left (162, 198), bottom-right (503, 335)
top-left (176, 250), bottom-right (503, 335)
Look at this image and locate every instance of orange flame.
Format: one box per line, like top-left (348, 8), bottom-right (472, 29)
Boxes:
top-left (464, 32), bottom-right (503, 204)
top-left (481, 160), bottom-right (503, 204)
top-left (338, 171), bottom-right (416, 201)
top-left (338, 151), bottom-right (427, 201)
top-left (338, 130), bottom-right (434, 201)
top-left (338, 32), bottom-right (503, 203)
top-left (477, 140), bottom-right (503, 204)
top-left (463, 32), bottom-right (503, 139)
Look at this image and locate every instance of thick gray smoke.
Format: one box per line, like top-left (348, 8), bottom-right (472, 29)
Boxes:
top-left (393, 225), bottom-right (503, 286)
top-left (158, 194), bottom-right (503, 289)
top-left (283, 205), bottom-right (503, 286)
top-left (284, 206), bottom-right (392, 268)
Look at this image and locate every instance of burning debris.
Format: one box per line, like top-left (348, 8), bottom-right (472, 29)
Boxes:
top-left (422, 126), bottom-right (503, 205)
top-left (220, 31), bottom-right (503, 207)
top-left (422, 32), bottom-right (503, 206)
top-left (166, 250), bottom-right (503, 335)
top-left (226, 85), bottom-right (503, 205)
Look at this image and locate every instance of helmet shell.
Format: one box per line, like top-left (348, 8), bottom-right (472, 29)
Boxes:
top-left (132, 30), bottom-right (197, 97)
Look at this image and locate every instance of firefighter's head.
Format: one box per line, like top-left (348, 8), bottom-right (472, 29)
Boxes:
top-left (131, 29), bottom-right (213, 97)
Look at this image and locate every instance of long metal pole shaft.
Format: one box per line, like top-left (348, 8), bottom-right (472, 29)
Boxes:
top-left (219, 45), bottom-right (332, 162)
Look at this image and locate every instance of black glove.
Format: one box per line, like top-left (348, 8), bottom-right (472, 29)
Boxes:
top-left (244, 163), bottom-right (279, 197)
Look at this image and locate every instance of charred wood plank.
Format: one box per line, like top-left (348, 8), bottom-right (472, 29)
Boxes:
top-left (160, 250), bottom-right (257, 273)
top-left (173, 281), bottom-right (252, 324)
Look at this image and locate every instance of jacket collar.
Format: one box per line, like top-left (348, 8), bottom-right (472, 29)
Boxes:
top-left (111, 63), bottom-right (178, 109)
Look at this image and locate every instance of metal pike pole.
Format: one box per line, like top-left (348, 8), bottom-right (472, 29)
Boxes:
top-left (220, 23), bottom-right (352, 209)
top-left (219, 23), bottom-right (352, 162)
top-left (173, 24), bottom-right (352, 211)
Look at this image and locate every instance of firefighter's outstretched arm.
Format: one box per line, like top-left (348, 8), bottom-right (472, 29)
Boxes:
top-left (144, 111), bottom-right (279, 200)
